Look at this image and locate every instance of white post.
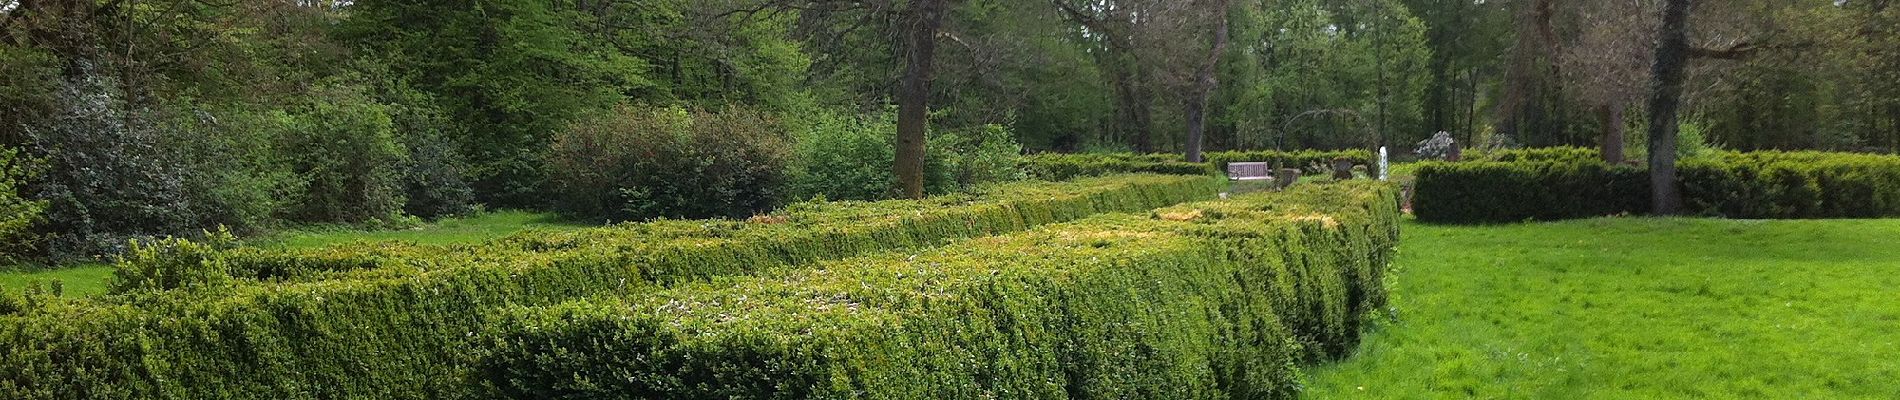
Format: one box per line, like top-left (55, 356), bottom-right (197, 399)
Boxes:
top-left (1378, 146), bottom-right (1389, 181)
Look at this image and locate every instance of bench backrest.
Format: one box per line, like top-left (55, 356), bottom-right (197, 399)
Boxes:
top-left (1227, 162), bottom-right (1271, 179)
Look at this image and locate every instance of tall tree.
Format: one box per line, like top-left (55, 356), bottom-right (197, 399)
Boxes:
top-left (1184, 0), bottom-right (1232, 163)
top-left (895, 0), bottom-right (948, 199)
top-left (1646, 0), bottom-right (1694, 214)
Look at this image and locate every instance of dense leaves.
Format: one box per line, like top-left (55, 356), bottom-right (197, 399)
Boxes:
top-left (473, 181), bottom-right (1401, 398)
top-left (548, 106), bottom-right (791, 221)
top-left (0, 174), bottom-right (1221, 399)
top-left (1414, 150), bottom-right (1900, 223)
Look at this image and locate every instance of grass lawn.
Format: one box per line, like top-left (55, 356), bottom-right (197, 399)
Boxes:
top-left (2, 210), bottom-right (585, 297)
top-left (1304, 218), bottom-right (1900, 399)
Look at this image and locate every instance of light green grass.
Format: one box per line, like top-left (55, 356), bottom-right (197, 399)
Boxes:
top-left (2, 211), bottom-right (585, 297)
top-left (1304, 218), bottom-right (1900, 399)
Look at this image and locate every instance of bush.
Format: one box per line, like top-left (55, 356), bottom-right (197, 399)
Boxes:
top-left (0, 147), bottom-right (47, 262)
top-left (0, 174), bottom-right (1222, 399)
top-left (1680, 151), bottom-right (1900, 219)
top-left (277, 80), bottom-right (410, 224)
top-left (1412, 161), bottom-right (1648, 223)
top-left (787, 111), bottom-right (1025, 202)
top-left (549, 106), bottom-right (790, 221)
top-left (786, 112), bottom-right (899, 201)
top-left (1464, 146), bottom-right (1604, 163)
top-left (1413, 151), bottom-right (1900, 223)
top-left (1203, 149), bottom-right (1375, 173)
top-left (472, 181), bottom-right (1400, 398)
top-left (104, 229), bottom-right (239, 295)
top-left (1019, 150), bottom-right (1374, 181)
top-left (1019, 153), bottom-right (1216, 181)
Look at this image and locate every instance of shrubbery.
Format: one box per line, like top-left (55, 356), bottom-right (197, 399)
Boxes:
top-left (1019, 153), bottom-right (1215, 180)
top-left (0, 147), bottom-right (47, 262)
top-left (1020, 149), bottom-right (1374, 181)
top-left (1412, 161), bottom-right (1647, 223)
top-left (472, 181), bottom-right (1400, 398)
top-left (0, 174), bottom-right (1222, 399)
top-left (1464, 146), bottom-right (1604, 163)
top-left (548, 106), bottom-right (791, 221)
top-left (787, 111), bottom-right (1025, 201)
top-left (1413, 150), bottom-right (1900, 223)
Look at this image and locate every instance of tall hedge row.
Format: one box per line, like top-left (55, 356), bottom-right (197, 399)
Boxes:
top-left (0, 174), bottom-right (1223, 399)
top-left (1019, 150), bottom-right (1373, 181)
top-left (473, 181), bottom-right (1401, 399)
top-left (1413, 151), bottom-right (1900, 223)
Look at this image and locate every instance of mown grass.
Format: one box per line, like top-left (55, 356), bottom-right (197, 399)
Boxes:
top-left (1, 210), bottom-right (585, 297)
top-left (1304, 218), bottom-right (1900, 399)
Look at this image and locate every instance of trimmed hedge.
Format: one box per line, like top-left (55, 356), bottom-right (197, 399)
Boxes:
top-left (1413, 150), bottom-right (1900, 223)
top-left (1464, 146), bottom-right (1604, 163)
top-left (1019, 153), bottom-right (1215, 180)
top-left (474, 181), bottom-right (1401, 399)
top-left (1203, 149), bottom-right (1374, 171)
top-left (1412, 161), bottom-right (1648, 223)
top-left (0, 174), bottom-right (1223, 399)
top-left (1020, 150), bottom-right (1374, 181)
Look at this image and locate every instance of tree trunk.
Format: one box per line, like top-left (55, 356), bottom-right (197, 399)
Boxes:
top-left (1184, 0), bottom-right (1231, 163)
top-left (895, 0), bottom-right (947, 200)
top-left (1599, 102), bottom-right (1626, 164)
top-left (1646, 0), bottom-right (1693, 214)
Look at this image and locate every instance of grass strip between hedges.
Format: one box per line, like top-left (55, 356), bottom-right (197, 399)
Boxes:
top-left (473, 181), bottom-right (1400, 399)
top-left (0, 174), bottom-right (1223, 400)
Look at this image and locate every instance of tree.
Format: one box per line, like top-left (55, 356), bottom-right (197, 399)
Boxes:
top-left (1646, 0), bottom-right (1694, 215)
top-left (1184, 0), bottom-right (1232, 163)
top-left (896, 0), bottom-right (949, 198)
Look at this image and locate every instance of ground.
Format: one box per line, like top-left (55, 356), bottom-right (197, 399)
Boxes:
top-left (1304, 218), bottom-right (1900, 399)
top-left (0, 210), bottom-right (583, 296)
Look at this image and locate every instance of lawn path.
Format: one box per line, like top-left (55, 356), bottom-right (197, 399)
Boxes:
top-left (1304, 218), bottom-right (1900, 399)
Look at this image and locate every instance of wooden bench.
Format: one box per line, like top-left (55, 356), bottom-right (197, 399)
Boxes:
top-left (1226, 162), bottom-right (1273, 182)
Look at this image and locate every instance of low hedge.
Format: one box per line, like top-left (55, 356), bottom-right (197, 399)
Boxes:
top-left (1019, 153), bottom-right (1215, 180)
top-left (1020, 150), bottom-right (1374, 181)
top-left (474, 181), bottom-right (1400, 399)
top-left (1203, 149), bottom-right (1374, 171)
top-left (0, 174), bottom-right (1223, 399)
top-left (1413, 150), bottom-right (1900, 223)
top-left (1412, 161), bottom-right (1648, 223)
top-left (1463, 146), bottom-right (1604, 163)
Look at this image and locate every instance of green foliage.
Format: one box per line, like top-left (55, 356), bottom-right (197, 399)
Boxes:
top-left (472, 181), bottom-right (1400, 398)
top-left (1019, 153), bottom-right (1217, 181)
top-left (1412, 161), bottom-right (1648, 224)
top-left (1020, 150), bottom-right (1375, 181)
top-left (787, 111), bottom-right (1025, 201)
top-left (0, 174), bottom-right (1224, 399)
top-left (0, 148), bottom-right (47, 262)
top-left (1412, 151), bottom-right (1900, 223)
top-left (276, 80), bottom-right (410, 224)
top-left (1680, 151), bottom-right (1900, 219)
top-left (786, 112), bottom-right (902, 201)
top-left (1463, 146), bottom-right (1604, 163)
top-left (1203, 149), bottom-right (1377, 172)
top-left (105, 228), bottom-right (239, 295)
top-left (548, 106), bottom-right (790, 221)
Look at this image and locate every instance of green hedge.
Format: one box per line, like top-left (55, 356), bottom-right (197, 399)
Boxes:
top-left (1203, 149), bottom-right (1374, 171)
top-left (474, 181), bottom-right (1401, 399)
top-left (1413, 161), bottom-right (1648, 223)
top-left (1020, 150), bottom-right (1373, 181)
top-left (1019, 153), bottom-right (1215, 180)
top-left (1413, 151), bottom-right (1900, 223)
top-left (1464, 146), bottom-right (1604, 163)
top-left (0, 174), bottom-right (1223, 399)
